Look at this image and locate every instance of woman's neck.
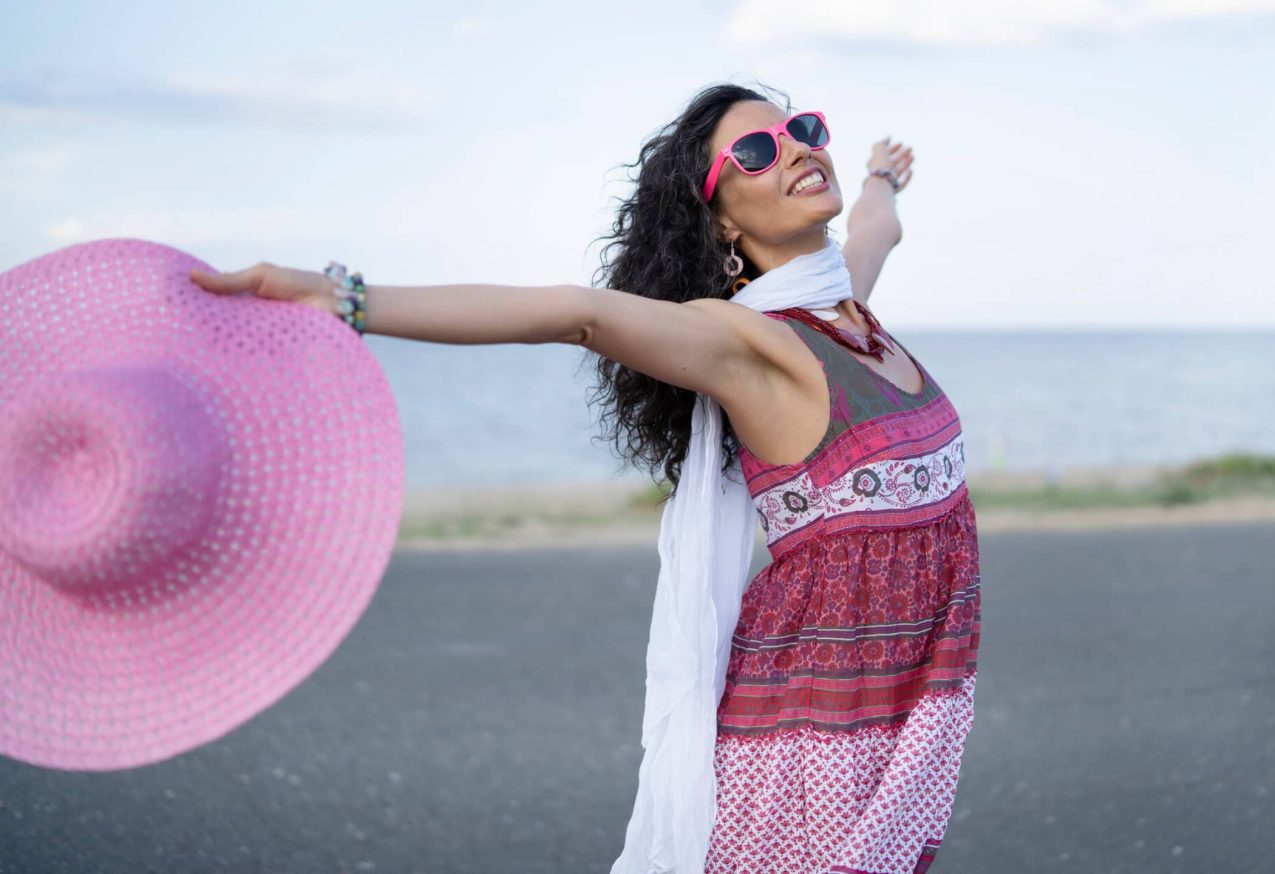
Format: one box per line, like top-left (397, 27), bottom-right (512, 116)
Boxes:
top-left (804, 298), bottom-right (870, 334)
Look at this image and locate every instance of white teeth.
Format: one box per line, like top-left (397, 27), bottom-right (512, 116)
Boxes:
top-left (791, 171), bottom-right (825, 194)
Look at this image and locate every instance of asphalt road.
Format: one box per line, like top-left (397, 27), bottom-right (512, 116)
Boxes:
top-left (2, 520), bottom-right (1273, 873)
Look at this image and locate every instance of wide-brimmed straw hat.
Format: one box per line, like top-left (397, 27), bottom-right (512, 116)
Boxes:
top-left (0, 238), bottom-right (405, 771)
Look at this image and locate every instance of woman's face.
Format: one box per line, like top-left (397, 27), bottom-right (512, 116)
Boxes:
top-left (707, 100), bottom-right (844, 263)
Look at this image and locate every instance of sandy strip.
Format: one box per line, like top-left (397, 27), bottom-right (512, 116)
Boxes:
top-left (394, 470), bottom-right (1275, 552)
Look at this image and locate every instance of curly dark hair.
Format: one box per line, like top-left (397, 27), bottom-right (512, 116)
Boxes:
top-left (580, 79), bottom-right (801, 502)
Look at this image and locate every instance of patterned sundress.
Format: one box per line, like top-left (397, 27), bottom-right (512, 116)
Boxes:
top-left (705, 313), bottom-right (982, 874)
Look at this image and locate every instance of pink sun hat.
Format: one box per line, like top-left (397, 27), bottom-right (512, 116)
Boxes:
top-left (0, 238), bottom-right (405, 772)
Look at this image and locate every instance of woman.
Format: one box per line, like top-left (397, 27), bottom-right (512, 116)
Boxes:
top-left (191, 82), bottom-right (981, 874)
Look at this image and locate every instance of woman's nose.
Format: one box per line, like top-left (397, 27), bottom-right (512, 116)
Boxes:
top-left (780, 133), bottom-right (812, 162)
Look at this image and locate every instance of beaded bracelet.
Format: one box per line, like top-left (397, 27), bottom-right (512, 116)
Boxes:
top-left (862, 167), bottom-right (901, 192)
top-left (322, 261), bottom-right (367, 336)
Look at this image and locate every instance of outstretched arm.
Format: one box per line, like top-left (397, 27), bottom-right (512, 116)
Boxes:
top-left (358, 281), bottom-right (591, 346)
top-left (187, 265), bottom-right (794, 414)
top-left (842, 137), bottom-right (913, 304)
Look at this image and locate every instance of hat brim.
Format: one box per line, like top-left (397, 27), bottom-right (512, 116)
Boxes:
top-left (0, 238), bottom-right (405, 771)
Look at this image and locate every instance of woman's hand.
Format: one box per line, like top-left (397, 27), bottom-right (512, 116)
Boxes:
top-left (867, 136), bottom-right (913, 193)
top-left (189, 262), bottom-right (337, 315)
top-left (842, 137), bottom-right (912, 302)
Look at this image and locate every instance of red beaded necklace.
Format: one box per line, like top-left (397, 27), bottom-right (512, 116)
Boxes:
top-left (771, 299), bottom-right (896, 363)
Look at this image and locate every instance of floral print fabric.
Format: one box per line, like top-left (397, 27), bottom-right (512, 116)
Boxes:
top-left (706, 317), bottom-right (982, 873)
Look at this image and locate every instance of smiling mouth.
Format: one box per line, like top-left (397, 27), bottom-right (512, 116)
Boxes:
top-left (788, 170), bottom-right (827, 195)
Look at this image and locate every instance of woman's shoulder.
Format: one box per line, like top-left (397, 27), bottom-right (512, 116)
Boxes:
top-left (718, 300), bottom-right (825, 365)
top-left (686, 297), bottom-right (805, 355)
top-left (686, 299), bottom-right (826, 412)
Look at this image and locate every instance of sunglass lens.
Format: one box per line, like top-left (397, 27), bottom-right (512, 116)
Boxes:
top-left (788, 113), bottom-right (829, 148)
top-left (732, 132), bottom-right (778, 172)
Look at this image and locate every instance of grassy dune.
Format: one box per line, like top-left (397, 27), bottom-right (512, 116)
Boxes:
top-left (395, 452), bottom-right (1275, 548)
top-left (968, 452), bottom-right (1275, 510)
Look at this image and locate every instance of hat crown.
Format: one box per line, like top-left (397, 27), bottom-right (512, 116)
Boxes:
top-left (0, 363), bottom-right (228, 596)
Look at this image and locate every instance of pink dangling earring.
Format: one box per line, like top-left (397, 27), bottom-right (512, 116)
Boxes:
top-left (723, 239), bottom-right (743, 279)
top-left (725, 239), bottom-right (752, 295)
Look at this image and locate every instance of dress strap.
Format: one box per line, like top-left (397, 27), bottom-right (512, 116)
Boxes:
top-left (764, 311), bottom-right (832, 362)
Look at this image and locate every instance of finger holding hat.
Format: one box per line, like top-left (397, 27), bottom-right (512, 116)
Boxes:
top-left (0, 237), bottom-right (404, 771)
top-left (190, 261), bottom-right (337, 315)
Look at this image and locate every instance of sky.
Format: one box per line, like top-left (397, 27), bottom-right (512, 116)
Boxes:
top-left (2, 0), bottom-right (1273, 329)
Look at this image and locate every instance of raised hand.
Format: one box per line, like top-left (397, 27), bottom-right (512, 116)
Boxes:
top-left (868, 137), bottom-right (913, 193)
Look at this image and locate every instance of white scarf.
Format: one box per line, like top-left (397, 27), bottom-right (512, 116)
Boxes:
top-left (610, 235), bottom-right (855, 873)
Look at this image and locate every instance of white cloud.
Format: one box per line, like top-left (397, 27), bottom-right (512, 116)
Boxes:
top-left (451, 15), bottom-right (496, 38)
top-left (0, 141), bottom-right (82, 199)
top-left (43, 206), bottom-right (339, 247)
top-left (0, 57), bottom-right (439, 131)
top-left (46, 216), bottom-right (87, 243)
top-left (164, 56), bottom-right (438, 123)
top-left (724, 0), bottom-right (1275, 47)
top-left (5, 142), bottom-right (79, 174)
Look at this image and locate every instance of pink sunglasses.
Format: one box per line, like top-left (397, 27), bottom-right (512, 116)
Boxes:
top-left (702, 110), bottom-right (831, 202)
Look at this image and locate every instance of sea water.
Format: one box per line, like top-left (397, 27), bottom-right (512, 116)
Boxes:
top-left (364, 329), bottom-right (1275, 490)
